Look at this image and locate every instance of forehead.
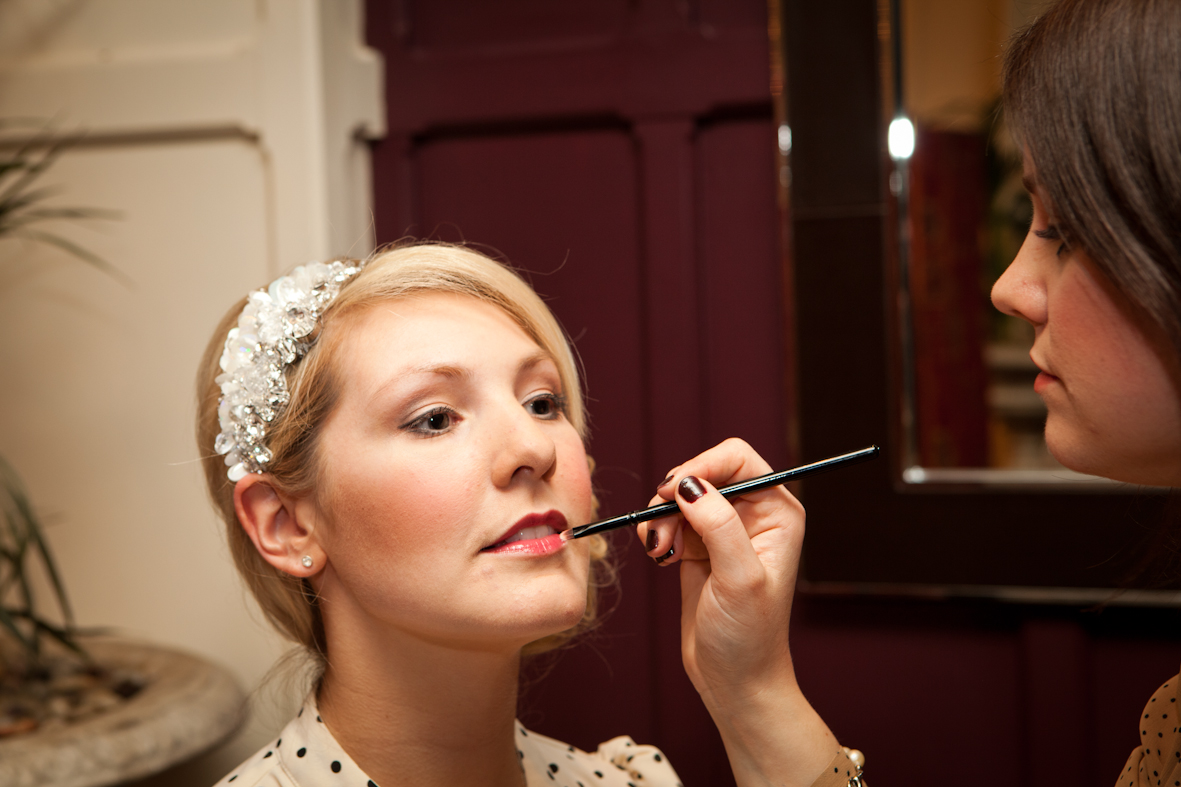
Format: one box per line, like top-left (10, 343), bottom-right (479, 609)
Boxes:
top-left (331, 292), bottom-right (547, 385)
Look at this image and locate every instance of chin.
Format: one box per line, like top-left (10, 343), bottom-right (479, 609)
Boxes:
top-left (1045, 421), bottom-right (1179, 486)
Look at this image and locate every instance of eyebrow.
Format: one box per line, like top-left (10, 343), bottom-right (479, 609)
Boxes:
top-left (366, 350), bottom-right (556, 405)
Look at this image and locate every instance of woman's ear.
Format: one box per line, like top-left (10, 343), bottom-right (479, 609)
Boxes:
top-left (234, 475), bottom-right (325, 577)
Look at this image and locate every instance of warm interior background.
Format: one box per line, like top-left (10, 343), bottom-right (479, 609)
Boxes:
top-left (1, 2), bottom-right (1179, 787)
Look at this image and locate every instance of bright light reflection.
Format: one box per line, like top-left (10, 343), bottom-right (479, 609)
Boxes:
top-left (777, 124), bottom-right (792, 155)
top-left (888, 117), bottom-right (915, 160)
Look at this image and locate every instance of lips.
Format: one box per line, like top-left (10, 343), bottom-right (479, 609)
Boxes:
top-left (1030, 352), bottom-right (1061, 393)
top-left (481, 510), bottom-right (567, 555)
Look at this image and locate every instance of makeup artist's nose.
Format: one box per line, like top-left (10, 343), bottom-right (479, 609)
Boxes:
top-left (491, 403), bottom-right (557, 488)
top-left (991, 235), bottom-right (1048, 328)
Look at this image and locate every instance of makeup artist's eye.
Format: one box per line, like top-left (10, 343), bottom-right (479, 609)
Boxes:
top-left (524, 393), bottom-right (566, 420)
top-left (402, 406), bottom-right (458, 436)
top-left (1034, 225), bottom-right (1068, 257)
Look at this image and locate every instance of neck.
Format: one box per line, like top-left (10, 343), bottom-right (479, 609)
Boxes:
top-left (317, 621), bottom-right (526, 787)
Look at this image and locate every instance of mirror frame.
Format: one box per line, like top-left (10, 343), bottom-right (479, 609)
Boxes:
top-left (782, 0), bottom-right (1176, 604)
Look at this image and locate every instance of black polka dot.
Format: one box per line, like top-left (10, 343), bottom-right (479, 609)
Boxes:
top-left (550, 764), bottom-right (559, 773)
top-left (276, 739), bottom-right (282, 747)
top-left (317, 715), bottom-right (323, 722)
top-left (263, 751), bottom-right (273, 758)
top-left (228, 778), bottom-right (237, 783)
top-left (654, 754), bottom-right (662, 762)
top-left (297, 748), bottom-right (307, 757)
top-left (298, 708), bottom-right (304, 717)
top-left (331, 760), bottom-right (341, 773)
top-left (369, 782), bottom-right (379, 787)
top-left (595, 771), bottom-right (603, 778)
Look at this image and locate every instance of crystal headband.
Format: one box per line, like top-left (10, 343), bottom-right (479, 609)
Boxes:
top-left (214, 259), bottom-right (365, 481)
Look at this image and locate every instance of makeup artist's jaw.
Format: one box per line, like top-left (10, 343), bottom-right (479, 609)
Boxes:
top-left (991, 171), bottom-right (1181, 486)
top-left (307, 293), bottom-right (595, 653)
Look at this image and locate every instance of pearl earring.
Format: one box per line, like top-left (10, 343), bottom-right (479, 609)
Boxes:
top-left (301, 556), bottom-right (313, 569)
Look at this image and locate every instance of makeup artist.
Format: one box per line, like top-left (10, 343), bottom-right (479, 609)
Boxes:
top-left (659, 0), bottom-right (1181, 784)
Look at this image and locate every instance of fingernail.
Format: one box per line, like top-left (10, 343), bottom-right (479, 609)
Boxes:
top-left (657, 474), bottom-right (673, 489)
top-left (645, 529), bottom-right (659, 552)
top-left (678, 476), bottom-right (706, 503)
top-left (654, 547), bottom-right (676, 565)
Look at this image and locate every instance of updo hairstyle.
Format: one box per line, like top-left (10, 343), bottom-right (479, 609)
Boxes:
top-left (196, 243), bottom-right (610, 661)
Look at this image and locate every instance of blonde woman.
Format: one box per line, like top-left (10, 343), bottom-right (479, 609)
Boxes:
top-left (198, 243), bottom-right (845, 787)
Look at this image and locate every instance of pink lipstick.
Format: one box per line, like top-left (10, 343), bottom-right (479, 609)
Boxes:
top-left (481, 511), bottom-right (567, 556)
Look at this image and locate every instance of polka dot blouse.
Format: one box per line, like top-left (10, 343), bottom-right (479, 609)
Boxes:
top-left (212, 694), bottom-right (685, 787)
top-left (1120, 669), bottom-right (1181, 787)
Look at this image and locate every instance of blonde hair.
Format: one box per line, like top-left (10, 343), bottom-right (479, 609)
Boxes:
top-left (196, 242), bottom-right (611, 662)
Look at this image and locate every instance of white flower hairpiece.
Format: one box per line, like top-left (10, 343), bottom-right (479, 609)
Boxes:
top-left (214, 259), bottom-right (365, 481)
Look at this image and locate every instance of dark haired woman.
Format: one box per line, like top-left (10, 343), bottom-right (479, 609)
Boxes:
top-left (706, 0), bottom-right (1181, 783)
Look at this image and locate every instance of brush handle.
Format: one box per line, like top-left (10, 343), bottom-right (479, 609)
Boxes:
top-left (563, 445), bottom-right (879, 540)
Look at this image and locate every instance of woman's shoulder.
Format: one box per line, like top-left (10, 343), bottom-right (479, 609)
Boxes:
top-left (515, 723), bottom-right (682, 787)
top-left (1119, 668), bottom-right (1181, 787)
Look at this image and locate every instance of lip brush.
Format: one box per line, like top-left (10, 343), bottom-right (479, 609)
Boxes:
top-left (559, 445), bottom-right (880, 541)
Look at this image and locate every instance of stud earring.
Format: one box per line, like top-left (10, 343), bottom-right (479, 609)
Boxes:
top-left (301, 556), bottom-right (314, 569)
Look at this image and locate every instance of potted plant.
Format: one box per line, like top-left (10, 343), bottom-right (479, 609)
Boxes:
top-left (0, 127), bottom-right (245, 787)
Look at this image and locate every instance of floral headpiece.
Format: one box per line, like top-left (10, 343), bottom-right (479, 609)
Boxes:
top-left (214, 259), bottom-right (365, 481)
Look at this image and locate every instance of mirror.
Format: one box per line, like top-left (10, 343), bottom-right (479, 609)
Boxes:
top-left (885, 0), bottom-right (1115, 487)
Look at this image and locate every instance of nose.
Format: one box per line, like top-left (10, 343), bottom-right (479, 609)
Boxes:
top-left (991, 232), bottom-right (1048, 328)
top-left (490, 401), bottom-right (558, 488)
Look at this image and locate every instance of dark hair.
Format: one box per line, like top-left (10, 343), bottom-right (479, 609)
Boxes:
top-left (1003, 0), bottom-right (1181, 356)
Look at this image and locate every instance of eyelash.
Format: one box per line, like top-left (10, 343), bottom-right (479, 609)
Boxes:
top-left (400, 393), bottom-right (568, 437)
top-left (1034, 226), bottom-right (1068, 257)
top-left (402, 406), bottom-right (458, 437)
top-left (525, 392), bottom-right (567, 420)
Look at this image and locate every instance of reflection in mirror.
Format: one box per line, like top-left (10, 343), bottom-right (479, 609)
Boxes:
top-left (887, 0), bottom-right (1111, 485)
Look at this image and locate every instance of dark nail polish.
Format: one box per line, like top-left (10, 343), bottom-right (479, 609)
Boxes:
top-left (654, 547), bottom-right (676, 565)
top-left (645, 529), bottom-right (658, 552)
top-left (658, 474), bottom-right (674, 488)
top-left (678, 475), bottom-right (706, 503)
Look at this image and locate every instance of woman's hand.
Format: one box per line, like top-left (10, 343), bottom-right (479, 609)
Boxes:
top-left (636, 438), bottom-right (837, 787)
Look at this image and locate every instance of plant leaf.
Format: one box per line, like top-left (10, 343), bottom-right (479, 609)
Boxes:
top-left (14, 229), bottom-right (133, 288)
top-left (0, 455), bottom-right (73, 627)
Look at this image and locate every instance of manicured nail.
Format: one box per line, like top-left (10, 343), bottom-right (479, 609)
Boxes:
top-left (645, 529), bottom-right (659, 552)
top-left (657, 474), bottom-right (674, 489)
top-left (678, 476), bottom-right (706, 503)
top-left (654, 547), bottom-right (676, 565)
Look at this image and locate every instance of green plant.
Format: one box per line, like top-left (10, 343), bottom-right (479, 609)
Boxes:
top-left (0, 126), bottom-right (120, 670)
top-left (0, 126), bottom-right (123, 281)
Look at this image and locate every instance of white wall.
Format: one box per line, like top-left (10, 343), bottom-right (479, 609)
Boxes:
top-left (0, 2), bottom-right (383, 783)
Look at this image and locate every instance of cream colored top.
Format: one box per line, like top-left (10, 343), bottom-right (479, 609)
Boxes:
top-left (213, 694), bottom-right (683, 787)
top-left (1119, 669), bottom-right (1181, 787)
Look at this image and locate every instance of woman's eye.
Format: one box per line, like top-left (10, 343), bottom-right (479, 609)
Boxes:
top-left (403, 407), bottom-right (457, 436)
top-left (525, 393), bottom-right (565, 419)
top-left (1034, 225), bottom-right (1068, 257)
